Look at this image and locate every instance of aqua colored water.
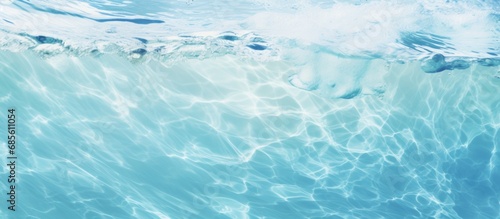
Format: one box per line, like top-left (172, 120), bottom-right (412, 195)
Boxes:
top-left (0, 0), bottom-right (499, 218)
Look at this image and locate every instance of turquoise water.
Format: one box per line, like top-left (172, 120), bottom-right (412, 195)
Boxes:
top-left (0, 0), bottom-right (499, 218)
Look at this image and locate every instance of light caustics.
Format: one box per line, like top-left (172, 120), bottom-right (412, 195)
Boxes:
top-left (0, 0), bottom-right (499, 219)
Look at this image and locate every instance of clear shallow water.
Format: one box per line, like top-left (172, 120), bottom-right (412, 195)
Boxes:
top-left (0, 0), bottom-right (499, 219)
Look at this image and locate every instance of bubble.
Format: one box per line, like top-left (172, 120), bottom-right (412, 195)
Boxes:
top-left (421, 54), bottom-right (447, 73)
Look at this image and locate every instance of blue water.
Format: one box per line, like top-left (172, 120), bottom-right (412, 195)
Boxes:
top-left (0, 0), bottom-right (499, 218)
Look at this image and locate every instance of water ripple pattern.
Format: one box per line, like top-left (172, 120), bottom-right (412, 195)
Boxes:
top-left (0, 0), bottom-right (499, 219)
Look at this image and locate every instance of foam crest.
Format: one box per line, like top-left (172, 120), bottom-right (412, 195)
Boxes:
top-left (0, 0), bottom-right (498, 61)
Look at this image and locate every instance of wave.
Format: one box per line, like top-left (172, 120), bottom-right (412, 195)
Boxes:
top-left (1, 0), bottom-right (499, 59)
top-left (2, 0), bottom-right (500, 99)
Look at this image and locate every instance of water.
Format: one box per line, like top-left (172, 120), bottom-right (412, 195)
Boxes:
top-left (0, 0), bottom-right (499, 218)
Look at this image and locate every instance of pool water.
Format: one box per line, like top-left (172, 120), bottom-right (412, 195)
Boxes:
top-left (0, 0), bottom-right (499, 218)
